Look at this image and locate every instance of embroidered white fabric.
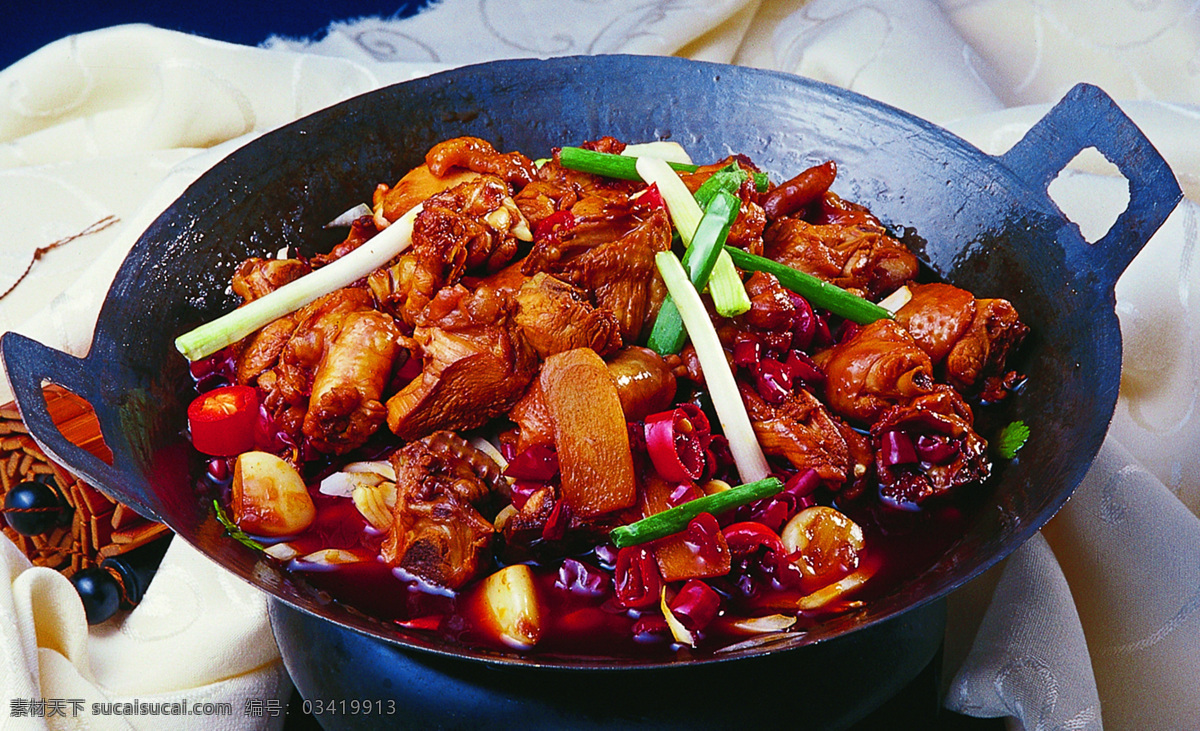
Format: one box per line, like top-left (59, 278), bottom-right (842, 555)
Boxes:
top-left (2, 2), bottom-right (1198, 728)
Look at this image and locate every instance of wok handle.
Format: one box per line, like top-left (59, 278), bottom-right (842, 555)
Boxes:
top-left (999, 82), bottom-right (1182, 285)
top-left (0, 331), bottom-right (162, 523)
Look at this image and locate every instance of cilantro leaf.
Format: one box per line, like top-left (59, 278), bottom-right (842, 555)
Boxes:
top-left (213, 499), bottom-right (265, 551)
top-left (994, 420), bottom-right (1031, 459)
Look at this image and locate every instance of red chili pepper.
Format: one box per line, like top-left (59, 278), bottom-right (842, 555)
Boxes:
top-left (633, 182), bottom-right (666, 213)
top-left (722, 521), bottom-right (786, 557)
top-left (673, 512), bottom-right (731, 578)
top-left (668, 579), bottom-right (722, 632)
top-left (644, 404), bottom-right (711, 482)
top-left (504, 444), bottom-right (560, 482)
top-left (732, 333), bottom-right (761, 368)
top-left (187, 385), bottom-right (259, 456)
top-left (541, 498), bottom-right (572, 542)
top-left (533, 209), bottom-right (576, 243)
top-left (613, 545), bottom-right (663, 609)
top-left (784, 350), bottom-right (825, 387)
top-left (395, 615), bottom-right (442, 631)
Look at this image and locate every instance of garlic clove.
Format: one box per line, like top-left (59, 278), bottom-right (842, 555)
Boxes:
top-left (232, 451), bottom-right (316, 537)
top-left (476, 564), bottom-right (542, 650)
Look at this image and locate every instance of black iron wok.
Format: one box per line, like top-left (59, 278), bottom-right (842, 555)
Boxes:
top-left (1, 56), bottom-right (1181, 727)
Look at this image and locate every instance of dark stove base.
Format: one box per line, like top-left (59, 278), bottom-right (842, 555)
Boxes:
top-left (271, 597), bottom-right (948, 730)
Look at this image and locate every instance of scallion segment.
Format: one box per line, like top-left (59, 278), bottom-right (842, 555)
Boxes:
top-left (723, 246), bottom-right (893, 325)
top-left (646, 190), bottom-right (740, 354)
top-left (637, 158), bottom-right (751, 318)
top-left (609, 477), bottom-right (784, 548)
top-left (174, 203), bottom-right (423, 361)
top-left (560, 146), bottom-right (697, 181)
top-left (559, 146), bottom-right (767, 191)
top-left (620, 141), bottom-right (694, 165)
top-left (654, 251), bottom-right (771, 484)
top-left (693, 163), bottom-right (747, 210)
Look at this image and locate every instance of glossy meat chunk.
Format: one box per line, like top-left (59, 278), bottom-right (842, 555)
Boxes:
top-left (741, 383), bottom-right (871, 488)
top-left (386, 283), bottom-right (537, 440)
top-left (815, 319), bottom-right (935, 424)
top-left (369, 175), bottom-right (531, 327)
top-left (545, 208), bottom-right (672, 343)
top-left (508, 380), bottom-right (556, 453)
top-left (679, 156), bottom-right (768, 253)
top-left (893, 283), bottom-right (976, 364)
top-left (382, 432), bottom-right (496, 589)
top-left (943, 297), bottom-right (1028, 394)
top-left (425, 136), bottom-right (537, 188)
top-left (235, 317), bottom-right (297, 386)
top-left (513, 272), bottom-right (622, 358)
top-left (374, 165), bottom-right (481, 224)
top-left (762, 218), bottom-right (918, 300)
top-left (231, 257), bottom-right (312, 302)
top-left (301, 309), bottom-right (402, 455)
top-left (253, 288), bottom-right (377, 448)
top-left (894, 283), bottom-right (1028, 394)
top-left (310, 216), bottom-right (381, 266)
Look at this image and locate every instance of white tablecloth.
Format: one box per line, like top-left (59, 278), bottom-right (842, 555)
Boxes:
top-left (2, 2), bottom-right (1198, 729)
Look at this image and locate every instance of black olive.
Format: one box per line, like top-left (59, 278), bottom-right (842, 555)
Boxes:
top-left (3, 479), bottom-right (71, 536)
top-left (70, 568), bottom-right (122, 625)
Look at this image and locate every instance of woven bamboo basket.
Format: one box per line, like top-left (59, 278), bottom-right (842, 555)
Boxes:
top-left (1, 385), bottom-right (169, 576)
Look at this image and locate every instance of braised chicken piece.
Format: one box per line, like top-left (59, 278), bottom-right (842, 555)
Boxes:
top-left (382, 432), bottom-right (497, 589)
top-left (509, 380), bottom-right (556, 453)
top-left (943, 298), bottom-right (1028, 395)
top-left (496, 485), bottom-right (558, 548)
top-left (871, 387), bottom-right (990, 507)
top-left (762, 217), bottom-right (918, 300)
top-left (513, 273), bottom-right (623, 359)
top-left (814, 319), bottom-right (935, 425)
top-left (516, 138), bottom-right (645, 265)
top-left (310, 216), bottom-right (380, 267)
top-left (894, 283), bottom-right (1029, 395)
top-left (373, 137), bottom-right (536, 224)
top-left (231, 257), bottom-right (312, 302)
top-left (374, 166), bottom-right (481, 224)
top-left (893, 283), bottom-right (976, 364)
top-left (426, 136), bottom-right (537, 188)
top-left (539, 208), bottom-right (672, 342)
top-left (369, 174), bottom-right (532, 327)
top-left (737, 271), bottom-right (800, 354)
top-left (741, 383), bottom-right (872, 490)
top-left (251, 288), bottom-right (383, 449)
top-left (301, 309), bottom-right (402, 455)
top-left (230, 259), bottom-right (322, 385)
top-left (386, 282), bottom-right (537, 440)
top-left (236, 318), bottom-right (297, 386)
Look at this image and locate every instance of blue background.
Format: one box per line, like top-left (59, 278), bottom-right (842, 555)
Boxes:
top-left (3, 2), bottom-right (434, 71)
